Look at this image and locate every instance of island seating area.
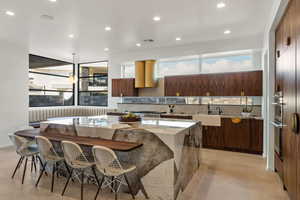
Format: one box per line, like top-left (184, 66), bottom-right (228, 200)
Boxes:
top-left (11, 115), bottom-right (202, 200)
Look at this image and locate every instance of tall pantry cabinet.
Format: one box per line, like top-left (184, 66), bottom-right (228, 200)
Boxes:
top-left (275, 0), bottom-right (300, 199)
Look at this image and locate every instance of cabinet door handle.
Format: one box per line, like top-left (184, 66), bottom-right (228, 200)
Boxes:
top-left (271, 121), bottom-right (287, 128)
top-left (292, 113), bottom-right (299, 134)
top-left (277, 50), bottom-right (280, 58)
top-left (287, 37), bottom-right (291, 46)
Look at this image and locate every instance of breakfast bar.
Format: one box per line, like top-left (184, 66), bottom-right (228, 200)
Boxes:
top-left (17, 115), bottom-right (202, 200)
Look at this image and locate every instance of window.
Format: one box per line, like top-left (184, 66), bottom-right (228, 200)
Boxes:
top-left (29, 55), bottom-right (74, 107)
top-left (78, 61), bottom-right (108, 106)
top-left (120, 50), bottom-right (261, 78)
top-left (201, 50), bottom-right (262, 73)
top-left (121, 62), bottom-right (135, 78)
top-left (157, 56), bottom-right (200, 77)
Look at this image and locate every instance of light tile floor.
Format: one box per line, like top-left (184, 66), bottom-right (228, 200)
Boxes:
top-left (0, 147), bottom-right (289, 200)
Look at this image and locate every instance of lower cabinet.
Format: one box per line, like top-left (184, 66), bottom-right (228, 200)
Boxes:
top-left (203, 118), bottom-right (263, 154)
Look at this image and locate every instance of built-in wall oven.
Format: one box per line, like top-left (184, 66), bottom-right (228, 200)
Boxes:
top-left (272, 91), bottom-right (286, 158)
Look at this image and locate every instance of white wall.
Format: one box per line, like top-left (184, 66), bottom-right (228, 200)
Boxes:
top-left (0, 40), bottom-right (29, 147)
top-left (108, 34), bottom-right (264, 108)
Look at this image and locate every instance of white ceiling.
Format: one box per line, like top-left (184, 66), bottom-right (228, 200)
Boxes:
top-left (0, 0), bottom-right (274, 62)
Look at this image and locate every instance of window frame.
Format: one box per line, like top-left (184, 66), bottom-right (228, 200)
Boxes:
top-left (29, 63), bottom-right (75, 107)
top-left (77, 60), bottom-right (109, 107)
top-left (120, 50), bottom-right (261, 78)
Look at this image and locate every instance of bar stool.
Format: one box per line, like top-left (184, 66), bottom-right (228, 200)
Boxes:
top-left (92, 145), bottom-right (136, 200)
top-left (35, 136), bottom-right (72, 192)
top-left (61, 141), bottom-right (98, 200)
top-left (9, 135), bottom-right (39, 184)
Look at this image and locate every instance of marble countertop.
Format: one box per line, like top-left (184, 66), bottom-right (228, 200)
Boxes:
top-left (42, 115), bottom-right (200, 135)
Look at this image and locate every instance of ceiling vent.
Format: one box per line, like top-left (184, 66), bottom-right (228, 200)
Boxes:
top-left (143, 39), bottom-right (154, 43)
top-left (40, 14), bottom-right (54, 21)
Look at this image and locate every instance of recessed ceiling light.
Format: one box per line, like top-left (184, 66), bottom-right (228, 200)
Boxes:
top-left (153, 16), bottom-right (161, 21)
top-left (5, 11), bottom-right (15, 16)
top-left (224, 30), bottom-right (231, 34)
top-left (68, 34), bottom-right (74, 38)
top-left (176, 37), bottom-right (182, 41)
top-left (136, 43), bottom-right (141, 47)
top-left (105, 26), bottom-right (112, 31)
top-left (217, 2), bottom-right (226, 8)
top-left (49, 0), bottom-right (57, 2)
top-left (104, 48), bottom-right (109, 51)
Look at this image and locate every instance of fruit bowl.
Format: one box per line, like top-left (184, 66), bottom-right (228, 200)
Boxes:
top-left (119, 113), bottom-right (141, 122)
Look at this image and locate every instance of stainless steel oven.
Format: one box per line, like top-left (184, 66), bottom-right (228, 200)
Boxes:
top-left (272, 91), bottom-right (286, 158)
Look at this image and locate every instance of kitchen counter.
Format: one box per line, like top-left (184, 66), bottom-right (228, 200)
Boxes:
top-left (40, 115), bottom-right (202, 200)
top-left (161, 113), bottom-right (263, 120)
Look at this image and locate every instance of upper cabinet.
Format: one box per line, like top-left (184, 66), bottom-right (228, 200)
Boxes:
top-left (164, 71), bottom-right (263, 96)
top-left (112, 78), bottom-right (138, 97)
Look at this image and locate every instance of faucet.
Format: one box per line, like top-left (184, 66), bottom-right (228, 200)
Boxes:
top-left (216, 107), bottom-right (223, 115)
top-left (207, 103), bottom-right (212, 115)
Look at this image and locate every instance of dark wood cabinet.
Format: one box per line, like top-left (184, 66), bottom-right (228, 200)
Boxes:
top-left (111, 78), bottom-right (138, 97)
top-left (164, 71), bottom-right (263, 97)
top-left (203, 118), bottom-right (263, 154)
top-left (242, 71), bottom-right (263, 96)
top-left (203, 124), bottom-right (225, 149)
top-left (249, 119), bottom-right (264, 153)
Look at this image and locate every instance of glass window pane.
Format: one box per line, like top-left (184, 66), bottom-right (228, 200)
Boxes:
top-left (29, 65), bottom-right (73, 76)
top-left (121, 63), bottom-right (135, 78)
top-left (79, 77), bottom-right (108, 91)
top-left (79, 91), bottom-right (108, 106)
top-left (29, 73), bottom-right (73, 91)
top-left (29, 91), bottom-right (73, 107)
top-left (201, 54), bottom-right (253, 73)
top-left (158, 56), bottom-right (200, 77)
top-left (79, 61), bottom-right (108, 77)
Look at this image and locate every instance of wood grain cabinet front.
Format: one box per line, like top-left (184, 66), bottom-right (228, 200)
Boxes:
top-left (164, 71), bottom-right (262, 97)
top-left (111, 78), bottom-right (138, 97)
top-left (202, 118), bottom-right (263, 154)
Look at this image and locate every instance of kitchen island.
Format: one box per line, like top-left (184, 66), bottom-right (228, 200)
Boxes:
top-left (37, 115), bottom-right (202, 200)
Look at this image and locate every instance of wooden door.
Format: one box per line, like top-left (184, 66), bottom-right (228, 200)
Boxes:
top-left (281, 1), bottom-right (298, 199)
top-left (112, 78), bottom-right (138, 97)
top-left (164, 76), bottom-right (176, 96)
top-left (223, 118), bottom-right (251, 150)
top-left (242, 71), bottom-right (263, 96)
top-left (203, 124), bottom-right (225, 149)
top-left (222, 72), bottom-right (242, 96)
top-left (209, 73), bottom-right (225, 96)
top-left (112, 79), bottom-right (121, 97)
top-left (296, 0), bottom-right (300, 199)
top-left (249, 119), bottom-right (263, 154)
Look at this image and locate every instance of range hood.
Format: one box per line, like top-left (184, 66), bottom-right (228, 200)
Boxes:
top-left (135, 60), bottom-right (157, 88)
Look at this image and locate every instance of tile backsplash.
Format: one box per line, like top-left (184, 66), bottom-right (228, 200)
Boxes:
top-left (121, 96), bottom-right (262, 106)
top-left (118, 103), bottom-right (262, 117)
